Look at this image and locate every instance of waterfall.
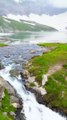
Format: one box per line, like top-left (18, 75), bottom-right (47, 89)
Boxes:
top-left (0, 64), bottom-right (66, 120)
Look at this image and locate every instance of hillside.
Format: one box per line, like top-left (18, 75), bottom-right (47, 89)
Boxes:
top-left (26, 43), bottom-right (67, 115)
top-left (0, 17), bottom-right (57, 33)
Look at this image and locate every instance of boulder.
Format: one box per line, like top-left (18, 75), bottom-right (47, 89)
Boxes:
top-left (0, 77), bottom-right (15, 95)
top-left (10, 95), bottom-right (19, 103)
top-left (0, 62), bottom-right (4, 70)
top-left (0, 86), bottom-right (4, 101)
top-left (42, 74), bottom-right (48, 86)
top-left (20, 70), bottom-right (30, 79)
top-left (12, 103), bottom-right (22, 109)
top-left (10, 69), bottom-right (19, 77)
top-left (30, 50), bottom-right (36, 54)
top-left (10, 111), bottom-right (16, 116)
top-left (33, 86), bottom-right (46, 95)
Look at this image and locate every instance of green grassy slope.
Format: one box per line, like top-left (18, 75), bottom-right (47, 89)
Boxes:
top-left (0, 17), bottom-right (57, 32)
top-left (27, 43), bottom-right (67, 114)
top-left (0, 89), bottom-right (15, 120)
top-left (28, 44), bottom-right (67, 84)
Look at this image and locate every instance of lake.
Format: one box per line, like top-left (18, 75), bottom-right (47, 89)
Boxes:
top-left (0, 31), bottom-right (67, 44)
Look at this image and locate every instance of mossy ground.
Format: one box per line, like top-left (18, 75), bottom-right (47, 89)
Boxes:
top-left (28, 43), bottom-right (67, 83)
top-left (27, 43), bottom-right (67, 113)
top-left (0, 89), bottom-right (15, 120)
top-left (0, 43), bottom-right (8, 47)
top-left (44, 66), bottom-right (67, 111)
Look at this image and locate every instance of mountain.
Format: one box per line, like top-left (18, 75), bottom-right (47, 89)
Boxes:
top-left (0, 0), bottom-right (67, 16)
top-left (0, 16), bottom-right (57, 32)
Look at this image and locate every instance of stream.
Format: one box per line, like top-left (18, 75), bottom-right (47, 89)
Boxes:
top-left (0, 43), bottom-right (66, 120)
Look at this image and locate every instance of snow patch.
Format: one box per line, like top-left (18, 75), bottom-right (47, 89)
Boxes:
top-left (6, 12), bottom-right (67, 31)
top-left (6, 14), bottom-right (21, 22)
top-left (23, 21), bottom-right (35, 26)
top-left (4, 18), bottom-right (11, 23)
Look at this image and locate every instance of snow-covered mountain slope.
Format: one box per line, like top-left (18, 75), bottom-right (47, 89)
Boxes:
top-left (6, 12), bottom-right (67, 31)
top-left (0, 16), bottom-right (57, 32)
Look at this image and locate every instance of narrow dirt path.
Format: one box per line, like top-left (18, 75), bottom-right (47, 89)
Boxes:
top-left (47, 63), bottom-right (63, 76)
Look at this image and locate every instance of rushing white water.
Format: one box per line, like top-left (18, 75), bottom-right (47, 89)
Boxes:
top-left (0, 33), bottom-right (13, 36)
top-left (0, 65), bottom-right (66, 120)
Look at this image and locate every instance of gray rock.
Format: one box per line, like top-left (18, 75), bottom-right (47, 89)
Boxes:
top-left (4, 82), bottom-right (15, 95)
top-left (10, 95), bottom-right (19, 103)
top-left (10, 69), bottom-right (19, 77)
top-left (0, 86), bottom-right (4, 101)
top-left (0, 77), bottom-right (15, 95)
top-left (12, 103), bottom-right (22, 109)
top-left (10, 111), bottom-right (16, 116)
top-left (0, 62), bottom-right (4, 70)
top-left (20, 70), bottom-right (29, 79)
top-left (3, 112), bottom-right (7, 116)
top-left (30, 50), bottom-right (36, 54)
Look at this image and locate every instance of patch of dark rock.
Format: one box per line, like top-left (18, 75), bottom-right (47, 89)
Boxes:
top-left (20, 70), bottom-right (29, 79)
top-left (15, 109), bottom-right (26, 120)
top-left (26, 85), bottom-right (67, 118)
top-left (10, 69), bottom-right (19, 78)
top-left (4, 55), bottom-right (10, 58)
top-left (25, 86), bottom-right (45, 104)
top-left (42, 95), bottom-right (67, 117)
top-left (0, 62), bottom-right (4, 70)
top-left (15, 98), bottom-right (25, 120)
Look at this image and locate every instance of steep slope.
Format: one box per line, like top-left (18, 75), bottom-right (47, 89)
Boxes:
top-left (0, 17), bottom-right (57, 32)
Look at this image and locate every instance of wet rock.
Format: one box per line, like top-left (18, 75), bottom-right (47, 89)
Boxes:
top-left (5, 82), bottom-right (15, 95)
top-left (11, 97), bottom-right (23, 109)
top-left (0, 77), bottom-right (23, 109)
top-left (0, 86), bottom-right (4, 101)
top-left (26, 86), bottom-right (45, 104)
top-left (10, 69), bottom-right (19, 77)
top-left (30, 50), bottom-right (36, 54)
top-left (0, 62), bottom-right (4, 70)
top-left (32, 86), bottom-right (46, 95)
top-left (20, 70), bottom-right (29, 79)
top-left (4, 55), bottom-right (10, 58)
top-left (12, 103), bottom-right (22, 109)
top-left (0, 77), bottom-right (15, 95)
top-left (28, 76), bottom-right (35, 83)
top-left (16, 109), bottom-right (26, 120)
top-left (10, 95), bottom-right (19, 103)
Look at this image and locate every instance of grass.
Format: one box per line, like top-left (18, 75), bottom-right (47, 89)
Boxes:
top-left (1, 89), bottom-right (15, 112)
top-left (0, 111), bottom-right (12, 120)
top-left (28, 43), bottom-right (67, 84)
top-left (44, 66), bottom-right (67, 110)
top-left (30, 82), bottom-right (35, 87)
top-left (0, 89), bottom-right (15, 120)
top-left (0, 43), bottom-right (8, 47)
top-left (27, 43), bottom-right (67, 113)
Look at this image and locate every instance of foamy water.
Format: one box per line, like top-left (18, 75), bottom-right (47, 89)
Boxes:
top-left (0, 33), bottom-right (13, 36)
top-left (0, 65), bottom-right (66, 120)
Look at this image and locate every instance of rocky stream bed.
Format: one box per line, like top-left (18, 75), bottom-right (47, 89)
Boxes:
top-left (0, 43), bottom-right (66, 120)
